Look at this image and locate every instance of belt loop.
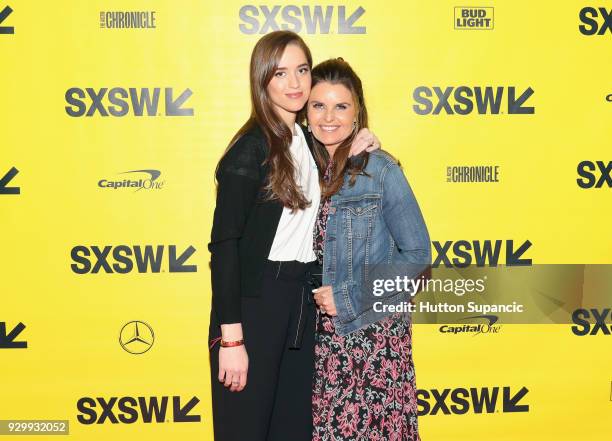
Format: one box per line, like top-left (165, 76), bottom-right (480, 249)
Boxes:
top-left (276, 261), bottom-right (282, 279)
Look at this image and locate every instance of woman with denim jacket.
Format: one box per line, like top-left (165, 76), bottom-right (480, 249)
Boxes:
top-left (307, 58), bottom-right (431, 441)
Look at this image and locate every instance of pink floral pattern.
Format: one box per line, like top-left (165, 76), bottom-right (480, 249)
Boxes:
top-left (312, 313), bottom-right (420, 441)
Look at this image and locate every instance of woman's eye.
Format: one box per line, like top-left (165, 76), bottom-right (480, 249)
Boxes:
top-left (299, 67), bottom-right (310, 74)
top-left (336, 104), bottom-right (347, 110)
top-left (274, 71), bottom-right (286, 77)
top-left (312, 103), bottom-right (323, 109)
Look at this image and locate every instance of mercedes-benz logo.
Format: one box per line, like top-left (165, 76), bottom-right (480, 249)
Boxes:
top-left (119, 321), bottom-right (154, 354)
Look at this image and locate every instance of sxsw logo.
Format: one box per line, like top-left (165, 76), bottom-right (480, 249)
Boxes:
top-left (432, 240), bottom-right (533, 267)
top-left (418, 386), bottom-right (529, 415)
top-left (77, 396), bottom-right (201, 424)
top-left (0, 322), bottom-right (27, 348)
top-left (0, 5), bottom-right (14, 34)
top-left (571, 308), bottom-right (611, 336)
top-left (0, 167), bottom-right (20, 194)
top-left (238, 5), bottom-right (365, 34)
top-left (454, 7), bottom-right (494, 30)
top-left (65, 87), bottom-right (193, 117)
top-left (607, 93), bottom-right (612, 102)
top-left (70, 245), bottom-right (197, 274)
top-left (579, 7), bottom-right (612, 35)
top-left (576, 160), bottom-right (612, 189)
top-left (413, 86), bottom-right (535, 115)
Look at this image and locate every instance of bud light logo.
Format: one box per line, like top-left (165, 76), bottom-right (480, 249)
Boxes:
top-left (454, 7), bottom-right (494, 30)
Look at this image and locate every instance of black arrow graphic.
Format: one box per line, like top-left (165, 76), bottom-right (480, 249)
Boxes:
top-left (508, 87), bottom-right (535, 114)
top-left (503, 386), bottom-right (529, 412)
top-left (165, 88), bottom-right (193, 116)
top-left (173, 396), bottom-right (201, 422)
top-left (169, 245), bottom-right (197, 272)
top-left (506, 240), bottom-right (532, 266)
top-left (0, 5), bottom-right (14, 34)
top-left (0, 166), bottom-right (20, 194)
top-left (338, 6), bottom-right (366, 34)
top-left (0, 322), bottom-right (27, 348)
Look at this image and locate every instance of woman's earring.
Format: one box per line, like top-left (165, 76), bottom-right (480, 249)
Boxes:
top-left (352, 121), bottom-right (357, 130)
top-left (307, 124), bottom-right (312, 132)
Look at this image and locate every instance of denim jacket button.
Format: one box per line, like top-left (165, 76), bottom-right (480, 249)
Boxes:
top-left (356, 207), bottom-right (362, 213)
top-left (329, 207), bottom-right (336, 214)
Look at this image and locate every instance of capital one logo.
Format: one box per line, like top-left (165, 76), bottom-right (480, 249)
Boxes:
top-left (432, 240), bottom-right (532, 267)
top-left (0, 5), bottom-right (14, 34)
top-left (418, 386), bottom-right (529, 415)
top-left (70, 245), bottom-right (197, 274)
top-left (65, 87), bottom-right (194, 117)
top-left (413, 86), bottom-right (535, 115)
top-left (239, 5), bottom-right (365, 34)
top-left (579, 7), bottom-right (612, 35)
top-left (77, 396), bottom-right (201, 424)
top-left (576, 161), bottom-right (612, 188)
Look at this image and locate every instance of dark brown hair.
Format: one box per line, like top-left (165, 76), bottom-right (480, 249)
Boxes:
top-left (309, 58), bottom-right (369, 198)
top-left (220, 31), bottom-right (313, 211)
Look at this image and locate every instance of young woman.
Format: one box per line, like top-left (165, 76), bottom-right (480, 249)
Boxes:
top-left (307, 58), bottom-right (431, 440)
top-left (207, 32), bottom-right (379, 441)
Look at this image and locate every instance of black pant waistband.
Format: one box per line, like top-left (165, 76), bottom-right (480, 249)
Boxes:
top-left (264, 259), bottom-right (320, 282)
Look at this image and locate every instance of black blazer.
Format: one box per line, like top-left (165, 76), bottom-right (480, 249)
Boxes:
top-left (208, 123), bottom-right (313, 324)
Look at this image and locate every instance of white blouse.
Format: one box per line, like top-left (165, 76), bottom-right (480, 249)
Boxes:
top-left (268, 124), bottom-right (321, 263)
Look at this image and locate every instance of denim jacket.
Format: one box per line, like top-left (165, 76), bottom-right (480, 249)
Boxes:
top-left (322, 150), bottom-right (431, 336)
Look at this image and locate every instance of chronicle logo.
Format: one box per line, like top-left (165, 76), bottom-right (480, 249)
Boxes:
top-left (439, 315), bottom-right (502, 335)
top-left (576, 160), bottom-right (612, 189)
top-left (70, 245), bottom-right (197, 274)
top-left (571, 308), bottom-right (611, 336)
top-left (413, 86), bottom-right (535, 115)
top-left (76, 396), bottom-right (201, 424)
top-left (418, 386), bottom-right (529, 415)
top-left (239, 5), bottom-right (365, 34)
top-left (579, 7), bottom-right (612, 35)
top-left (447, 165), bottom-right (499, 183)
top-left (0, 166), bottom-right (20, 194)
top-left (0, 322), bottom-right (27, 348)
top-left (0, 4), bottom-right (13, 34)
top-left (98, 169), bottom-right (165, 192)
top-left (65, 87), bottom-right (193, 117)
top-left (119, 321), bottom-right (154, 354)
top-left (432, 240), bottom-right (532, 267)
top-left (454, 7), bottom-right (494, 30)
top-left (100, 11), bottom-right (156, 29)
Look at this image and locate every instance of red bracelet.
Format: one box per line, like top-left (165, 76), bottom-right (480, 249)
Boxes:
top-left (220, 339), bottom-right (244, 348)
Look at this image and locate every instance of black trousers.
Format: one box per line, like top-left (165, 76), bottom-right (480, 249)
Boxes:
top-left (209, 260), bottom-right (319, 441)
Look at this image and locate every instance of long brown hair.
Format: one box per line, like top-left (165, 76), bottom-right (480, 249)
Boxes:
top-left (220, 31), bottom-right (313, 211)
top-left (309, 58), bottom-right (369, 198)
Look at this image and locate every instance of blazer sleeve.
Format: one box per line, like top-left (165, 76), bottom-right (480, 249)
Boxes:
top-left (208, 135), bottom-right (263, 324)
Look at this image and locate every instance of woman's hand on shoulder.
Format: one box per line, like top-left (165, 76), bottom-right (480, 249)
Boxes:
top-left (349, 128), bottom-right (381, 157)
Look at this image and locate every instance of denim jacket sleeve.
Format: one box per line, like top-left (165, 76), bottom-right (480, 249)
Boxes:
top-left (381, 162), bottom-right (432, 266)
top-left (208, 134), bottom-right (263, 324)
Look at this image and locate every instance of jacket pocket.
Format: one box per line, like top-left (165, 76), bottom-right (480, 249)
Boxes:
top-left (341, 201), bottom-right (379, 239)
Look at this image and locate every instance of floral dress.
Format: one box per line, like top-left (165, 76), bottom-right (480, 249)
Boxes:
top-left (312, 161), bottom-right (420, 441)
